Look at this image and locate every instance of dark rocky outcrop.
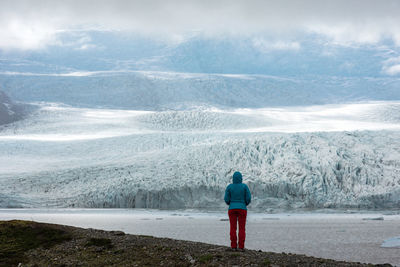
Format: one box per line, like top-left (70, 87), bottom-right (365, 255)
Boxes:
top-left (0, 90), bottom-right (30, 125)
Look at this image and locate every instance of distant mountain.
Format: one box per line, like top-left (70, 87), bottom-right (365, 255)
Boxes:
top-left (0, 31), bottom-right (399, 109)
top-left (0, 32), bottom-right (395, 77)
top-left (0, 90), bottom-right (29, 125)
top-left (0, 71), bottom-right (399, 110)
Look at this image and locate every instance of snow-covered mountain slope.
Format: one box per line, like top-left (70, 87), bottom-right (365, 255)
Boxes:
top-left (0, 102), bottom-right (399, 209)
top-left (0, 71), bottom-right (399, 110)
top-left (1, 32), bottom-right (399, 77)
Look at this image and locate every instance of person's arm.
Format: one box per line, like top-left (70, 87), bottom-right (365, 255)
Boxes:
top-left (224, 185), bottom-right (231, 205)
top-left (245, 184), bottom-right (251, 206)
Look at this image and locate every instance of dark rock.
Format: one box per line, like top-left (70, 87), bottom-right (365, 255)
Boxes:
top-left (0, 90), bottom-right (32, 126)
top-left (111, 230), bottom-right (125, 236)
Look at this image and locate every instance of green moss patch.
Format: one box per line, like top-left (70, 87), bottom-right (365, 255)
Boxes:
top-left (198, 253), bottom-right (213, 263)
top-left (0, 220), bottom-right (72, 267)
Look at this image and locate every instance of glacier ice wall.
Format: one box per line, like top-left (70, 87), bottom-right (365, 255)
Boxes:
top-left (0, 103), bottom-right (399, 210)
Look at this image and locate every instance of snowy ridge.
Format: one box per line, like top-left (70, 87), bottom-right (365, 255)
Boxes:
top-left (0, 103), bottom-right (399, 210)
top-left (135, 109), bottom-right (270, 131)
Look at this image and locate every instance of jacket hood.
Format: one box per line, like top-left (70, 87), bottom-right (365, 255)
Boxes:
top-left (232, 171), bottom-right (242, 184)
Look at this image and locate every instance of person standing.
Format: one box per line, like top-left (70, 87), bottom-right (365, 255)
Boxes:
top-left (224, 171), bottom-right (251, 250)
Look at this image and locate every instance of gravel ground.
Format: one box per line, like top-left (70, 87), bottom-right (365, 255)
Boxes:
top-left (0, 220), bottom-right (394, 267)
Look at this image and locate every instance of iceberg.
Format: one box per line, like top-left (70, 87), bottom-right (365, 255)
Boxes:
top-left (381, 236), bottom-right (400, 248)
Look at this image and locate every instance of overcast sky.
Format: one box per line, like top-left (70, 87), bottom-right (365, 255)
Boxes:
top-left (1, 0), bottom-right (400, 50)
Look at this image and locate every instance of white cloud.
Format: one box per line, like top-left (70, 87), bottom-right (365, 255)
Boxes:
top-left (1, 0), bottom-right (400, 50)
top-left (307, 24), bottom-right (381, 46)
top-left (253, 38), bottom-right (300, 52)
top-left (382, 56), bottom-right (400, 75)
top-left (339, 62), bottom-right (355, 71)
top-left (385, 65), bottom-right (400, 75)
top-left (76, 44), bottom-right (97, 50)
top-left (0, 18), bottom-right (59, 50)
top-left (55, 32), bottom-right (98, 50)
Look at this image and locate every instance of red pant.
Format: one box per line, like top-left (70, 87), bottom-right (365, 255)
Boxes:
top-left (228, 209), bottom-right (247, 249)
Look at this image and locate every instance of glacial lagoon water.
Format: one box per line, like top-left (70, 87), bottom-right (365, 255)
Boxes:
top-left (1, 209), bottom-right (399, 265)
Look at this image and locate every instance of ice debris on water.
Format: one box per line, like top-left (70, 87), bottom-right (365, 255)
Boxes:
top-left (381, 236), bottom-right (400, 248)
top-left (362, 217), bottom-right (384, 221)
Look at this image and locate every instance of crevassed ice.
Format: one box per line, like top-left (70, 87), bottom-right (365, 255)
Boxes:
top-left (0, 102), bottom-right (399, 209)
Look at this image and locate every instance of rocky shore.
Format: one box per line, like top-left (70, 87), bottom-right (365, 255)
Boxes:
top-left (0, 220), bottom-right (393, 266)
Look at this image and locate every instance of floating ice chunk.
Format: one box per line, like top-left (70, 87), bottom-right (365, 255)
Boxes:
top-left (362, 217), bottom-right (384, 221)
top-left (381, 236), bottom-right (400, 248)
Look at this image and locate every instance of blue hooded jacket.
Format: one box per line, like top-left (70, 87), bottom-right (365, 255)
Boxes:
top-left (224, 172), bottom-right (251, 210)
